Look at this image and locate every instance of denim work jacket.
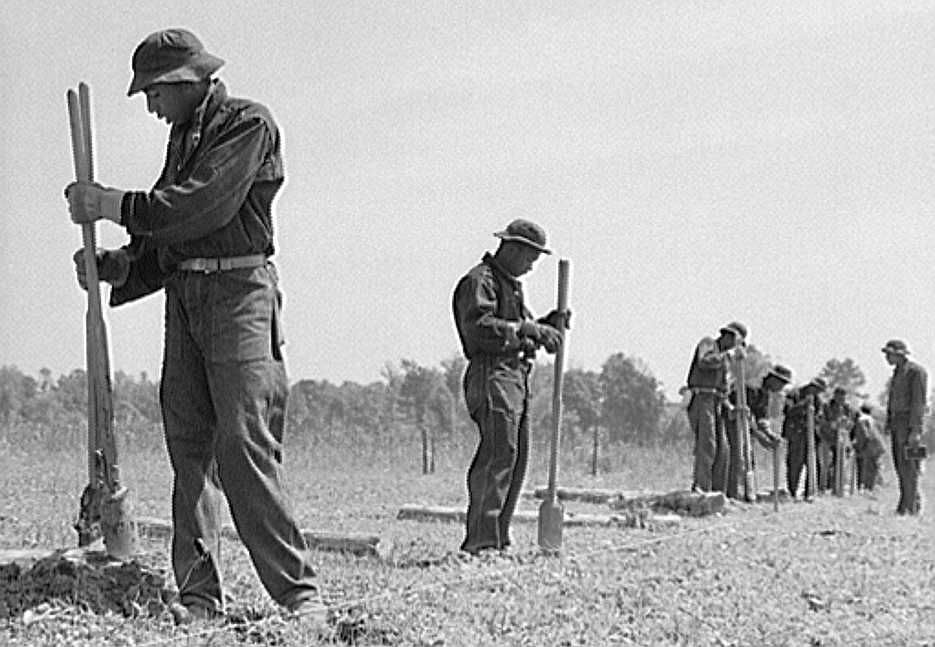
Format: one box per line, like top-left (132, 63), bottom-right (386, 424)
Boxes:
top-left (111, 80), bottom-right (284, 306)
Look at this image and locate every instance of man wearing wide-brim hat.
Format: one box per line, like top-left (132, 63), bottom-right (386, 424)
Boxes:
top-left (781, 376), bottom-right (827, 498)
top-left (64, 28), bottom-right (324, 624)
top-left (881, 339), bottom-right (928, 515)
top-left (683, 320), bottom-right (747, 493)
top-left (452, 218), bottom-right (568, 554)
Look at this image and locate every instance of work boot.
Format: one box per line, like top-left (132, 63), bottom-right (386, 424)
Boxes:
top-left (169, 602), bottom-right (224, 626)
top-left (284, 597), bottom-right (330, 636)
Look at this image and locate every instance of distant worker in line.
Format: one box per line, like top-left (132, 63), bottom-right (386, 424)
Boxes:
top-left (684, 321), bottom-right (746, 493)
top-left (853, 402), bottom-right (885, 492)
top-left (64, 29), bottom-right (323, 624)
top-left (724, 363), bottom-right (791, 499)
top-left (820, 387), bottom-right (854, 493)
top-left (882, 340), bottom-right (928, 515)
top-left (782, 377), bottom-right (827, 498)
top-left (452, 219), bottom-right (569, 554)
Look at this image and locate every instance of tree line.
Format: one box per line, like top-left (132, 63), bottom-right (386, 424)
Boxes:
top-left (4, 351), bottom-right (912, 472)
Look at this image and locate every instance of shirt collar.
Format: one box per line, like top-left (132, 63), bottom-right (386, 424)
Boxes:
top-left (483, 252), bottom-right (521, 287)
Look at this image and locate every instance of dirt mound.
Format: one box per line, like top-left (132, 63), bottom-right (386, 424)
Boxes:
top-left (0, 548), bottom-right (173, 619)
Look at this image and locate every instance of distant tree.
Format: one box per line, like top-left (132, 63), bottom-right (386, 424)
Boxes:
top-left (563, 368), bottom-right (603, 475)
top-left (818, 358), bottom-right (867, 396)
top-left (0, 365), bottom-right (37, 424)
top-left (739, 344), bottom-right (771, 386)
top-left (398, 359), bottom-right (454, 474)
top-left (600, 353), bottom-right (666, 446)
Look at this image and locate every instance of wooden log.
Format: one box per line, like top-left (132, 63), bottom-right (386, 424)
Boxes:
top-left (756, 488), bottom-right (791, 503)
top-left (527, 486), bottom-right (725, 516)
top-left (134, 517), bottom-right (380, 557)
top-left (525, 486), bottom-right (651, 505)
top-left (396, 505), bottom-right (680, 529)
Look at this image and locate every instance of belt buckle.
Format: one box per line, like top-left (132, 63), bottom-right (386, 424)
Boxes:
top-left (201, 258), bottom-right (221, 273)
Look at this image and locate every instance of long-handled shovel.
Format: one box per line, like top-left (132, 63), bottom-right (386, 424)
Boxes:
top-left (805, 394), bottom-right (817, 502)
top-left (67, 82), bottom-right (137, 558)
top-left (537, 259), bottom-right (570, 552)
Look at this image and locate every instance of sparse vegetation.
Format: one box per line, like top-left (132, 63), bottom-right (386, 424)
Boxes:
top-left (0, 364), bottom-right (932, 645)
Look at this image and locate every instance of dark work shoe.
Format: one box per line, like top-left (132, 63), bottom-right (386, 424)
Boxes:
top-left (285, 598), bottom-right (329, 630)
top-left (169, 602), bottom-right (224, 626)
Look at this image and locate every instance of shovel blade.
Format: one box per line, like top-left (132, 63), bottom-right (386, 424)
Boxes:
top-left (537, 500), bottom-right (564, 552)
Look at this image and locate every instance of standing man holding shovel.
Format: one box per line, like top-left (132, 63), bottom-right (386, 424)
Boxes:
top-left (64, 28), bottom-right (323, 626)
top-left (452, 219), bottom-right (568, 555)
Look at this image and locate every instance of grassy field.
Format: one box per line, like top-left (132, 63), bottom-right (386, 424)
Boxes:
top-left (0, 426), bottom-right (933, 646)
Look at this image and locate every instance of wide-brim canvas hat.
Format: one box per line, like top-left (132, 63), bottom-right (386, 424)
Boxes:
top-left (881, 339), bottom-right (910, 356)
top-left (127, 28), bottom-right (225, 96)
top-left (493, 218), bottom-right (552, 254)
top-left (804, 376), bottom-right (828, 392)
top-left (719, 320), bottom-right (748, 340)
top-left (765, 363), bottom-right (793, 385)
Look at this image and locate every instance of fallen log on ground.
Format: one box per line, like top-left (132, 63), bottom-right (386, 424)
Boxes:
top-left (396, 505), bottom-right (680, 529)
top-left (756, 489), bottom-right (791, 503)
top-left (135, 516), bottom-right (381, 557)
top-left (523, 486), bottom-right (652, 505)
top-left (609, 490), bottom-right (726, 517)
top-left (527, 486), bottom-right (727, 517)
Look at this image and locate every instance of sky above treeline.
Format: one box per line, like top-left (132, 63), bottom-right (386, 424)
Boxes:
top-left (3, 1), bottom-right (935, 400)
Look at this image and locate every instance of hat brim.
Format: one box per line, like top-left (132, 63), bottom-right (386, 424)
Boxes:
top-left (881, 346), bottom-right (909, 355)
top-left (127, 52), bottom-right (225, 96)
top-left (766, 371), bottom-right (791, 384)
top-left (494, 232), bottom-right (552, 254)
top-left (719, 326), bottom-right (743, 339)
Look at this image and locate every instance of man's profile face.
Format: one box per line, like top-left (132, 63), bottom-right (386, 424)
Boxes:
top-left (513, 245), bottom-right (542, 277)
top-left (883, 350), bottom-right (898, 366)
top-left (143, 82), bottom-right (201, 125)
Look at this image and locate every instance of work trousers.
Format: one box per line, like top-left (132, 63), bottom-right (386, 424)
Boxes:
top-left (724, 418), bottom-right (743, 499)
top-left (687, 393), bottom-right (728, 492)
top-left (785, 430), bottom-right (814, 497)
top-left (859, 456), bottom-right (881, 491)
top-left (889, 417), bottom-right (923, 514)
top-left (817, 440), bottom-right (834, 492)
top-left (461, 357), bottom-right (530, 553)
top-left (161, 264), bottom-right (318, 612)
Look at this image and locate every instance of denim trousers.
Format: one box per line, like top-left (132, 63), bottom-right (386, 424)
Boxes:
top-left (461, 357), bottom-right (530, 553)
top-left (160, 263), bottom-right (318, 612)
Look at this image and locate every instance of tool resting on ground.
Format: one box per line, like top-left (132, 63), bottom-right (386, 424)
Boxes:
top-left (66, 82), bottom-right (137, 558)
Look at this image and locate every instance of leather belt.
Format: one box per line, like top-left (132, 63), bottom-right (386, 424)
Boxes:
top-left (178, 254), bottom-right (267, 273)
top-left (690, 387), bottom-right (722, 396)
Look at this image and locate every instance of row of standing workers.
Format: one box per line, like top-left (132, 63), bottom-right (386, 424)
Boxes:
top-left (686, 324), bottom-right (927, 516)
top-left (62, 26), bottom-right (927, 630)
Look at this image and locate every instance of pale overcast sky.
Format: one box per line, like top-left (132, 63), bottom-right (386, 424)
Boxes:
top-left (2, 1), bottom-right (935, 399)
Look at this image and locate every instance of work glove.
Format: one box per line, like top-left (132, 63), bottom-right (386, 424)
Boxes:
top-left (908, 430), bottom-right (922, 448)
top-left (65, 181), bottom-right (124, 225)
top-left (73, 248), bottom-right (130, 290)
top-left (539, 308), bottom-right (572, 331)
top-left (517, 320), bottom-right (563, 354)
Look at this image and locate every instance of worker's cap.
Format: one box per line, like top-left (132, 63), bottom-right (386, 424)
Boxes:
top-left (493, 219), bottom-right (552, 254)
top-left (127, 28), bottom-right (224, 96)
top-left (804, 376), bottom-right (828, 392)
top-left (881, 339), bottom-right (910, 356)
top-left (859, 402), bottom-right (874, 414)
top-left (719, 321), bottom-right (748, 341)
top-left (765, 363), bottom-right (793, 385)
top-left (833, 386), bottom-right (847, 395)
